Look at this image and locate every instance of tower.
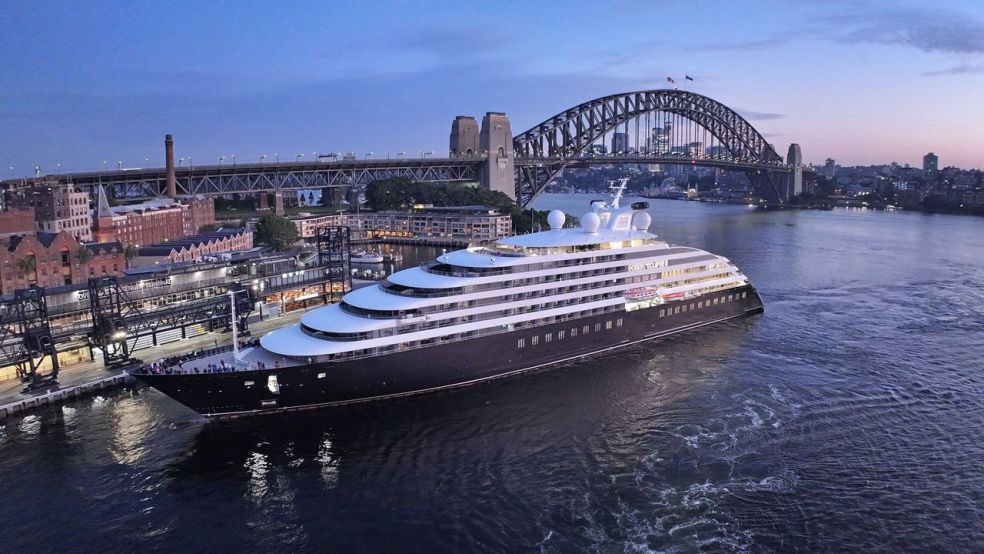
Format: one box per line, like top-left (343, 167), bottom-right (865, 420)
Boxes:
top-left (449, 116), bottom-right (480, 158)
top-left (165, 134), bottom-right (176, 197)
top-left (479, 112), bottom-right (515, 200)
top-left (786, 143), bottom-right (803, 198)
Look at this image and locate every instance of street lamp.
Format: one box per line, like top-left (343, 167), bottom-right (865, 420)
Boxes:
top-left (423, 151), bottom-right (433, 158)
top-left (102, 160), bottom-right (108, 171)
top-left (274, 153), bottom-right (279, 164)
top-left (296, 154), bottom-right (303, 162)
top-left (219, 156), bottom-right (225, 164)
top-left (259, 154), bottom-right (267, 163)
top-left (117, 161), bottom-right (122, 170)
top-left (365, 152), bottom-right (373, 159)
top-left (178, 157), bottom-right (184, 167)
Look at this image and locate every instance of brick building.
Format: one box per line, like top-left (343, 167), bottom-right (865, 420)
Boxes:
top-left (182, 195), bottom-right (216, 235)
top-left (93, 186), bottom-right (216, 246)
top-left (0, 207), bottom-right (36, 240)
top-left (134, 228), bottom-right (253, 265)
top-left (0, 231), bottom-right (125, 294)
top-left (291, 206), bottom-right (512, 242)
top-left (30, 183), bottom-right (92, 242)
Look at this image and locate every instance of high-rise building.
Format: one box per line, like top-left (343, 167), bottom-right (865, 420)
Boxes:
top-left (923, 152), bottom-right (939, 173)
top-left (611, 133), bottom-right (629, 154)
top-left (653, 123), bottom-right (672, 155)
top-left (824, 158), bottom-right (836, 179)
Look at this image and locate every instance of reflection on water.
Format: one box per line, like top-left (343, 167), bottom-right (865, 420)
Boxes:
top-left (1, 195), bottom-right (983, 551)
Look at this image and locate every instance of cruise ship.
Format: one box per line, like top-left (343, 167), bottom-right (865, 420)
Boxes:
top-left (133, 182), bottom-right (764, 417)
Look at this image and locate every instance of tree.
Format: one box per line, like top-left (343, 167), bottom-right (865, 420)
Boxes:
top-left (76, 246), bottom-right (94, 266)
top-left (365, 178), bottom-right (514, 210)
top-left (17, 255), bottom-right (36, 278)
top-left (124, 244), bottom-right (140, 268)
top-left (254, 215), bottom-right (299, 251)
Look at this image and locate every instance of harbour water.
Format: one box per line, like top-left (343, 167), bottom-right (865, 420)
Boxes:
top-left (1, 195), bottom-right (983, 552)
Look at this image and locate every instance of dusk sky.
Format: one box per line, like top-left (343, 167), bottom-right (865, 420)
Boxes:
top-left (3, 0), bottom-right (984, 177)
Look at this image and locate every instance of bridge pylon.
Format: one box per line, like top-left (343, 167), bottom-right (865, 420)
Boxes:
top-left (786, 143), bottom-right (803, 199)
top-left (479, 112), bottom-right (516, 200)
top-left (449, 116), bottom-right (480, 158)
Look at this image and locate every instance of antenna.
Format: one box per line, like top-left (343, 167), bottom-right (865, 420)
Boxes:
top-left (608, 178), bottom-right (629, 209)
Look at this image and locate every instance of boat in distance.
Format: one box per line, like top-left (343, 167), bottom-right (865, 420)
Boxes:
top-left (132, 181), bottom-right (764, 417)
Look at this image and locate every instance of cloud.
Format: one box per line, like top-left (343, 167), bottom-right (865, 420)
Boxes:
top-left (737, 109), bottom-right (785, 121)
top-left (815, 6), bottom-right (984, 55)
top-left (697, 36), bottom-right (791, 52)
top-left (921, 63), bottom-right (984, 76)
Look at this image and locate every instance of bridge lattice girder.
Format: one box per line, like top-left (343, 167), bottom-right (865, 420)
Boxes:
top-left (6, 160), bottom-right (480, 199)
top-left (512, 89), bottom-right (786, 206)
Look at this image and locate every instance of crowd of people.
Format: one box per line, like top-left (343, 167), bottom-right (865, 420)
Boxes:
top-left (138, 338), bottom-right (265, 375)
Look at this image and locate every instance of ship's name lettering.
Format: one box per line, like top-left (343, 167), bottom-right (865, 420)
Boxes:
top-left (628, 260), bottom-right (668, 271)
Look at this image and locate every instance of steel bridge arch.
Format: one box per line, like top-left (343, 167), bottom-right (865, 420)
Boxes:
top-left (512, 89), bottom-right (785, 207)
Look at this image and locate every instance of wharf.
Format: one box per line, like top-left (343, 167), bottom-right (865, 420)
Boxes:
top-left (350, 236), bottom-right (472, 248)
top-left (0, 307), bottom-right (311, 421)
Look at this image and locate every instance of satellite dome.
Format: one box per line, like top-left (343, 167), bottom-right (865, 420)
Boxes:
top-left (547, 209), bottom-right (566, 230)
top-left (633, 212), bottom-right (652, 231)
top-left (581, 212), bottom-right (601, 233)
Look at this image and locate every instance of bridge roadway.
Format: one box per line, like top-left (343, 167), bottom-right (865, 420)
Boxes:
top-left (1, 157), bottom-right (482, 199)
top-left (2, 154), bottom-right (787, 197)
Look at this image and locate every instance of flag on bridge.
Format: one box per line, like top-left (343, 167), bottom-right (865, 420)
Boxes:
top-left (685, 75), bottom-right (694, 81)
top-left (667, 77), bottom-right (675, 84)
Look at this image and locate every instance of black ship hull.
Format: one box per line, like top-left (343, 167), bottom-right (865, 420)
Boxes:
top-left (134, 285), bottom-right (763, 417)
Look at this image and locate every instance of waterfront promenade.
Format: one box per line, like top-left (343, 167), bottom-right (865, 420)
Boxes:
top-left (0, 307), bottom-right (311, 418)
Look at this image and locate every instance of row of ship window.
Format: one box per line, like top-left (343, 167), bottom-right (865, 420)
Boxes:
top-left (517, 318), bottom-right (624, 348)
top-left (401, 252), bottom-right (714, 297)
top-left (305, 305), bottom-right (628, 361)
top-left (372, 264), bottom-right (727, 318)
top-left (657, 291), bottom-right (748, 317)
top-left (335, 274), bottom-right (743, 339)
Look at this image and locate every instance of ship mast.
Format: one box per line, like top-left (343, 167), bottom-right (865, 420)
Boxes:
top-left (608, 178), bottom-right (629, 209)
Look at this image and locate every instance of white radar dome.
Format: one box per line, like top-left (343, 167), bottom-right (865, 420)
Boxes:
top-left (547, 209), bottom-right (566, 230)
top-left (581, 212), bottom-right (601, 233)
top-left (633, 212), bottom-right (652, 231)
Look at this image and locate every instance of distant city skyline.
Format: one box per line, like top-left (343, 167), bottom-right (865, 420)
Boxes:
top-left (3, 0), bottom-right (984, 177)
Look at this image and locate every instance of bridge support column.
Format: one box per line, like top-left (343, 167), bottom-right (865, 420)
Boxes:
top-left (274, 190), bottom-right (284, 216)
top-left (479, 112), bottom-right (515, 200)
top-left (258, 192), bottom-right (269, 211)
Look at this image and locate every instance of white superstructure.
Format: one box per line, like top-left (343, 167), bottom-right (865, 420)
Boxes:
top-left (260, 182), bottom-right (750, 362)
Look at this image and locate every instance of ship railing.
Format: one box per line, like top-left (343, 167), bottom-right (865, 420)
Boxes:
top-left (132, 344), bottom-right (240, 375)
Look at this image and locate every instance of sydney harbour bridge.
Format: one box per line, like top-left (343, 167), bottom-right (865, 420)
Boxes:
top-left (3, 90), bottom-right (804, 210)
